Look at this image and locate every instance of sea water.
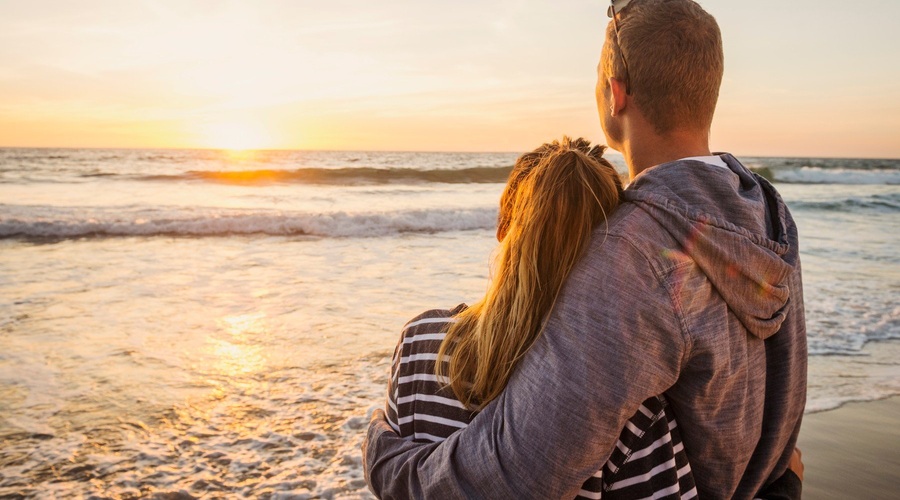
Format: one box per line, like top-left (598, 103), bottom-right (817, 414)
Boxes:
top-left (1, 148), bottom-right (898, 497)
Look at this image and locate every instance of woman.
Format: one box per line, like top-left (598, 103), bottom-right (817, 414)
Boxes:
top-left (377, 137), bottom-right (801, 499)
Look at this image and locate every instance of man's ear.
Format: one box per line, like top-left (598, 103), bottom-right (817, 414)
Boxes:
top-left (608, 77), bottom-right (628, 117)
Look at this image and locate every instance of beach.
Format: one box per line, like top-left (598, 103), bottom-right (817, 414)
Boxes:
top-left (799, 397), bottom-right (900, 499)
top-left (0, 148), bottom-right (898, 497)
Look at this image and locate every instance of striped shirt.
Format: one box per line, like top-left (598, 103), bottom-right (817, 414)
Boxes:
top-left (385, 306), bottom-right (698, 499)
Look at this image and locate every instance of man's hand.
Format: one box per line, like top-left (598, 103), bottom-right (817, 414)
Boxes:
top-left (369, 408), bottom-right (390, 430)
top-left (788, 447), bottom-right (803, 481)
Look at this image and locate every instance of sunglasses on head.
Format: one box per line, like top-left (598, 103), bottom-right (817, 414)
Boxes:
top-left (607, 0), bottom-right (634, 94)
top-left (606, 0), bottom-right (634, 17)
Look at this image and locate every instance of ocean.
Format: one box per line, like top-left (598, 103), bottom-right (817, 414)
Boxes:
top-left (1, 148), bottom-right (898, 498)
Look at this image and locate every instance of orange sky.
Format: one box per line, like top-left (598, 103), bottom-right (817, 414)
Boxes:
top-left (1, 0), bottom-right (898, 157)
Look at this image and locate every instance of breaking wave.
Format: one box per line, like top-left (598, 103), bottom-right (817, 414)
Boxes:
top-left (788, 192), bottom-right (900, 212)
top-left (0, 207), bottom-right (499, 240)
top-left (763, 167), bottom-right (900, 185)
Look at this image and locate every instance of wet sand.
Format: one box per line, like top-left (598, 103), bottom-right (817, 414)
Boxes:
top-left (798, 396), bottom-right (900, 499)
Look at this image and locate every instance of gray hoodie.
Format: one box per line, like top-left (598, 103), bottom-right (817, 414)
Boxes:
top-left (364, 154), bottom-right (807, 499)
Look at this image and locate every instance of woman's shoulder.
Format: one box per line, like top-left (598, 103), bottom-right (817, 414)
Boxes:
top-left (400, 303), bottom-right (467, 338)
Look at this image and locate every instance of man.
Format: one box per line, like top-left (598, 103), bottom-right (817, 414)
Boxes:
top-left (363, 0), bottom-right (807, 498)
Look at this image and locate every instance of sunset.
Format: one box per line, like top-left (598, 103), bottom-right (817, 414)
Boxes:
top-left (1, 1), bottom-right (899, 498)
top-left (1, 0), bottom-right (898, 156)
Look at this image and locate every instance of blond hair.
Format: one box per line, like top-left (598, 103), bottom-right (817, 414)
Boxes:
top-left (436, 137), bottom-right (623, 410)
top-left (603, 0), bottom-right (724, 133)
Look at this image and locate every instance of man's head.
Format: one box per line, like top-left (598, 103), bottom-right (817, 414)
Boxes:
top-left (597, 0), bottom-right (724, 145)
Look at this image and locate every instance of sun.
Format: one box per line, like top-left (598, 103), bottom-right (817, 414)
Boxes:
top-left (199, 121), bottom-right (274, 151)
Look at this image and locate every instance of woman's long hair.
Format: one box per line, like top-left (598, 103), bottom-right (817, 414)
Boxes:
top-left (436, 136), bottom-right (623, 410)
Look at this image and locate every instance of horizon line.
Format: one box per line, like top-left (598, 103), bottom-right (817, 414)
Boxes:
top-left (1, 145), bottom-right (898, 162)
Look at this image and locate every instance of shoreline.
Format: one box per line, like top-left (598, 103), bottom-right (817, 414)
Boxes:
top-left (797, 395), bottom-right (900, 499)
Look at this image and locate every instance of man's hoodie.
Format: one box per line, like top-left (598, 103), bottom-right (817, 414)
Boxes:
top-left (620, 154), bottom-right (807, 497)
top-left (364, 154), bottom-right (807, 500)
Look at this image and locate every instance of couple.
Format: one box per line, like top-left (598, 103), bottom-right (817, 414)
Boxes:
top-left (364, 0), bottom-right (807, 498)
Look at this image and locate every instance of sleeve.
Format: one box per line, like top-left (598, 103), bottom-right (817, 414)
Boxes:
top-left (363, 236), bottom-right (688, 499)
top-left (754, 470), bottom-right (801, 500)
top-left (383, 307), bottom-right (460, 438)
top-left (384, 324), bottom-right (402, 432)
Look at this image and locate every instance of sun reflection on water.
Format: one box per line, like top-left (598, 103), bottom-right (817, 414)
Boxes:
top-left (209, 313), bottom-right (268, 377)
top-left (221, 148), bottom-right (260, 162)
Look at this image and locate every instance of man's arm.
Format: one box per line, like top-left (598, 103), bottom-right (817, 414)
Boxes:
top-left (363, 235), bottom-right (688, 498)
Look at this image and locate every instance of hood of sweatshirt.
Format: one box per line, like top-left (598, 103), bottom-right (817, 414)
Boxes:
top-left (622, 154), bottom-right (798, 340)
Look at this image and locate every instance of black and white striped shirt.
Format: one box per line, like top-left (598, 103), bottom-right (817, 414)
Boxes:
top-left (385, 306), bottom-right (698, 500)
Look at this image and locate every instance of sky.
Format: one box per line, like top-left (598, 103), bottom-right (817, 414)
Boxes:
top-left (0, 0), bottom-right (898, 157)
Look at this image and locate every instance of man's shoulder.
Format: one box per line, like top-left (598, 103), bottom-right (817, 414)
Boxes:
top-left (586, 201), bottom-right (687, 278)
top-left (564, 200), bottom-right (703, 340)
top-left (559, 202), bottom-right (689, 331)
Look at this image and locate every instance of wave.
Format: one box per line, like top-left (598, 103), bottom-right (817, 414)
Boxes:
top-left (0, 166), bottom-right (515, 186)
top-left (85, 164), bottom-right (900, 187)
top-left (6, 147), bottom-right (900, 186)
top-left (140, 166), bottom-right (515, 185)
top-left (0, 207), bottom-right (499, 240)
top-left (752, 166), bottom-right (900, 185)
top-left (788, 193), bottom-right (900, 212)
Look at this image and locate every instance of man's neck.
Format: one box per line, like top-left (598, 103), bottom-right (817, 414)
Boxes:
top-left (621, 127), bottom-right (712, 180)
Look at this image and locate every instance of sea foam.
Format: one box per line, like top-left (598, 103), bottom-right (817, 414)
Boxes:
top-left (765, 166), bottom-right (900, 185)
top-left (0, 207), bottom-right (499, 239)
